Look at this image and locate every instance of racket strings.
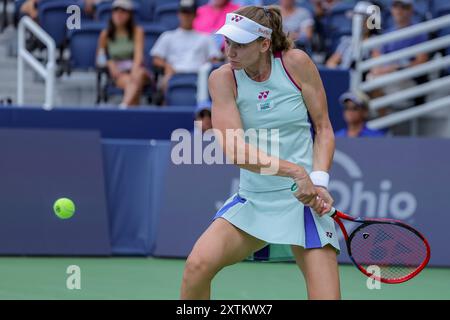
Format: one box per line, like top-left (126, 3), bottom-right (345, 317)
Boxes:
top-left (350, 223), bottom-right (428, 281)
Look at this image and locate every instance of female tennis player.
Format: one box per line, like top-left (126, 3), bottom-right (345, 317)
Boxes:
top-left (180, 5), bottom-right (340, 300)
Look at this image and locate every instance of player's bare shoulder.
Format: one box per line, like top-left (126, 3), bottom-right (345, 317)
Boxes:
top-left (281, 49), bottom-right (317, 86)
top-left (282, 49), bottom-right (313, 72)
top-left (283, 48), bottom-right (311, 62)
top-left (208, 64), bottom-right (237, 97)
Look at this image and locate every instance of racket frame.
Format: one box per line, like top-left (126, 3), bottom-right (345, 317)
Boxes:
top-left (332, 209), bottom-right (431, 284)
top-left (290, 182), bottom-right (430, 283)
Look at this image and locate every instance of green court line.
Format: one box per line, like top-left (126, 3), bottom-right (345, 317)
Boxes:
top-left (0, 257), bottom-right (448, 300)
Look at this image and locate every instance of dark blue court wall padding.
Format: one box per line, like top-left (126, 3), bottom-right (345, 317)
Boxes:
top-left (152, 140), bottom-right (241, 258)
top-left (318, 67), bottom-right (349, 132)
top-left (102, 139), bottom-right (171, 255)
top-left (0, 129), bottom-right (111, 255)
top-left (0, 106), bottom-right (195, 140)
top-left (151, 137), bottom-right (450, 267)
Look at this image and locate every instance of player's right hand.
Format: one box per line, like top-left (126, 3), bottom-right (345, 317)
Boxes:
top-left (292, 173), bottom-right (327, 215)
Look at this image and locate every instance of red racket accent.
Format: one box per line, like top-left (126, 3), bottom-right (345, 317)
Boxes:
top-left (333, 210), bottom-right (431, 284)
top-left (290, 183), bottom-right (430, 284)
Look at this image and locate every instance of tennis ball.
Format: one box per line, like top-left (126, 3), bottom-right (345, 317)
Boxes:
top-left (53, 198), bottom-right (76, 219)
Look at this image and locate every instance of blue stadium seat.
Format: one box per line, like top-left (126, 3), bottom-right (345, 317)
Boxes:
top-left (94, 0), bottom-right (111, 21)
top-left (372, 0), bottom-right (391, 11)
top-left (154, 0), bottom-right (179, 5)
top-left (432, 0), bottom-right (450, 17)
top-left (137, 0), bottom-right (155, 22)
top-left (67, 22), bottom-right (106, 103)
top-left (415, 0), bottom-right (431, 17)
top-left (95, 0), bottom-right (141, 22)
top-left (166, 73), bottom-right (198, 107)
top-left (37, 0), bottom-right (77, 48)
top-left (328, 0), bottom-right (356, 31)
top-left (141, 23), bottom-right (167, 69)
top-left (153, 3), bottom-right (179, 30)
top-left (68, 22), bottom-right (106, 70)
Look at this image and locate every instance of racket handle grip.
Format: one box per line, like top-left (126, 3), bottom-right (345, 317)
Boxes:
top-left (291, 183), bottom-right (336, 217)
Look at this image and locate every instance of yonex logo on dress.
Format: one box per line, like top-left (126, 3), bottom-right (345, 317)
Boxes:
top-left (258, 91), bottom-right (270, 100)
top-left (231, 15), bottom-right (243, 22)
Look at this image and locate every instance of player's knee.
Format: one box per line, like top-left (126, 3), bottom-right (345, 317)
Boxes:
top-left (183, 254), bottom-right (217, 282)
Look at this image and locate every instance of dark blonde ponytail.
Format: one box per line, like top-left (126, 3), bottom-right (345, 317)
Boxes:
top-left (234, 5), bottom-right (294, 52)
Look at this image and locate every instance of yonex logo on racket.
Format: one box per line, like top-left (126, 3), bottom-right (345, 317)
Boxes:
top-left (258, 91), bottom-right (270, 100)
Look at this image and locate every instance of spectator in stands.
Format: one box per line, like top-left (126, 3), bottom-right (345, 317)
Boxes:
top-left (310, 0), bottom-right (341, 58)
top-left (151, 0), bottom-right (222, 103)
top-left (193, 0), bottom-right (240, 34)
top-left (335, 91), bottom-right (385, 137)
top-left (326, 4), bottom-right (379, 69)
top-left (97, 0), bottom-right (151, 108)
top-left (280, 0), bottom-right (314, 52)
top-left (367, 0), bottom-right (428, 109)
top-left (194, 101), bottom-right (213, 133)
top-left (370, 0), bottom-right (428, 77)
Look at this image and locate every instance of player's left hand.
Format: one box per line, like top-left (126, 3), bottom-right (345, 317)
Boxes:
top-left (314, 186), bottom-right (334, 216)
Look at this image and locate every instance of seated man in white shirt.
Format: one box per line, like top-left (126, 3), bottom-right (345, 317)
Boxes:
top-left (150, 0), bottom-right (222, 100)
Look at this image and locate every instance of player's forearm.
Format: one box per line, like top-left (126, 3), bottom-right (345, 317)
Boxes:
top-left (312, 124), bottom-right (335, 172)
top-left (224, 136), bottom-right (308, 179)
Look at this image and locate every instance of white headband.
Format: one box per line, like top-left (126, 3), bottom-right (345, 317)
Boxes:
top-left (215, 13), bottom-right (272, 44)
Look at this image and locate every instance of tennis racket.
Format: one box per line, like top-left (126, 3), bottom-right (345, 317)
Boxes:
top-left (291, 183), bottom-right (431, 284)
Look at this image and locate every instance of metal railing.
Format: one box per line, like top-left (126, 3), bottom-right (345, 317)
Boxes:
top-left (352, 9), bottom-right (450, 131)
top-left (17, 16), bottom-right (56, 110)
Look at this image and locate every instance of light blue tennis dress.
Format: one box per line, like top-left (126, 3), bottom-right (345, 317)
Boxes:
top-left (213, 51), bottom-right (340, 261)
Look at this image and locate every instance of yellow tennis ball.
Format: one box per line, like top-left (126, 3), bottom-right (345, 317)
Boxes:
top-left (53, 198), bottom-right (76, 219)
